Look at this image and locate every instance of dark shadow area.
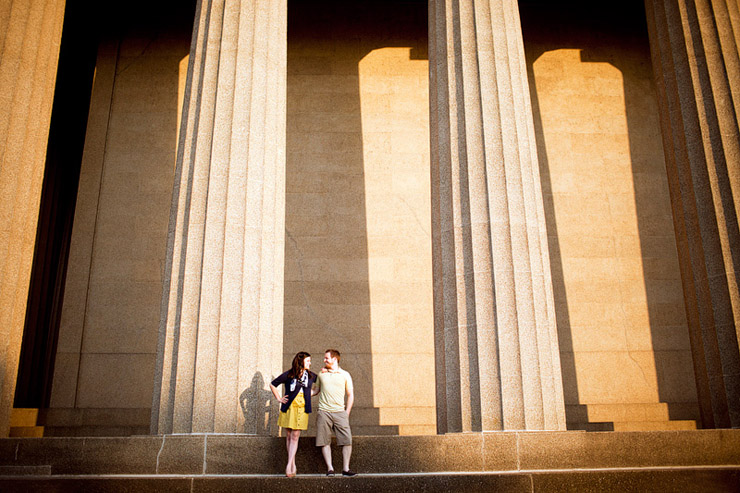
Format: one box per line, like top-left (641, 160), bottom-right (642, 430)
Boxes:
top-left (284, 0), bottom-right (427, 435)
top-left (14, 1), bottom-right (100, 409)
top-left (240, 373), bottom-right (275, 435)
top-left (520, 0), bottom-right (699, 430)
top-left (23, 1), bottom-right (195, 436)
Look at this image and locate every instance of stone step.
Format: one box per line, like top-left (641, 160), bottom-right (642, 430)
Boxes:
top-left (0, 466), bottom-right (51, 476)
top-left (9, 409), bottom-right (44, 438)
top-left (8, 427), bottom-right (44, 438)
top-left (43, 426), bottom-right (149, 437)
top-left (0, 430), bottom-right (738, 476)
top-left (0, 468), bottom-right (738, 492)
top-left (568, 420), bottom-right (698, 432)
top-left (611, 420), bottom-right (698, 431)
top-left (10, 409), bottom-right (39, 427)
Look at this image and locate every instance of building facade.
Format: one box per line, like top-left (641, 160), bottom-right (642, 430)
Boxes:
top-left (1, 0), bottom-right (739, 437)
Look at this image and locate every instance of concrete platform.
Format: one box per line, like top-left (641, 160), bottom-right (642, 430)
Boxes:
top-left (0, 468), bottom-right (738, 492)
top-left (0, 430), bottom-right (738, 490)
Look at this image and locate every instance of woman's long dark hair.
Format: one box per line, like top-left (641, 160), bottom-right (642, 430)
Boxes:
top-left (288, 351), bottom-right (310, 380)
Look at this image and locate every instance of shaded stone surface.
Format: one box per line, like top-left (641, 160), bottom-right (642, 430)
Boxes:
top-left (0, 469), bottom-right (739, 493)
top-left (1, 431), bottom-right (738, 476)
top-left (531, 469), bottom-right (740, 493)
top-left (645, 0), bottom-right (740, 429)
top-left (517, 430), bottom-right (740, 469)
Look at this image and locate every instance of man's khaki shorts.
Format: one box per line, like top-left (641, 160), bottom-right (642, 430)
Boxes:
top-left (315, 410), bottom-right (352, 447)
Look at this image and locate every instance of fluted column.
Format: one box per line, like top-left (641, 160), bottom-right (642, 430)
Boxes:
top-left (429, 0), bottom-right (565, 432)
top-left (151, 0), bottom-right (287, 434)
top-left (0, 0), bottom-right (65, 437)
top-left (645, 0), bottom-right (740, 428)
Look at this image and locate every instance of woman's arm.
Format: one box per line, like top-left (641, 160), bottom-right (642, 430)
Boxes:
top-left (269, 383), bottom-right (288, 404)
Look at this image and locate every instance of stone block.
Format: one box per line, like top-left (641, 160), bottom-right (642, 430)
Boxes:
top-left (204, 436), bottom-right (283, 474)
top-left (0, 477), bottom-right (192, 492)
top-left (517, 430), bottom-right (740, 469)
top-left (75, 354), bottom-right (156, 409)
top-left (531, 468), bottom-right (740, 493)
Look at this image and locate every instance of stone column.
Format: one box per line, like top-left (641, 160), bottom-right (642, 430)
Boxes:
top-left (0, 0), bottom-right (65, 437)
top-left (429, 0), bottom-right (565, 432)
top-left (645, 0), bottom-right (740, 428)
top-left (151, 0), bottom-right (287, 434)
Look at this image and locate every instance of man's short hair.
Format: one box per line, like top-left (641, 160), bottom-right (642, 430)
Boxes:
top-left (325, 349), bottom-right (341, 362)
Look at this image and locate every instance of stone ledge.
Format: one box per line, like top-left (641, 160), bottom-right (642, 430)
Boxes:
top-left (0, 468), bottom-right (738, 493)
top-left (0, 430), bottom-right (738, 476)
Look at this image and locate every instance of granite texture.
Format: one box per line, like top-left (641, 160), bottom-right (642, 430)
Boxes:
top-left (428, 0), bottom-right (564, 432)
top-left (0, 469), bottom-right (738, 493)
top-left (152, 0), bottom-right (288, 434)
top-left (1, 431), bottom-right (738, 476)
top-left (0, 0), bottom-right (66, 437)
top-left (645, 0), bottom-right (740, 428)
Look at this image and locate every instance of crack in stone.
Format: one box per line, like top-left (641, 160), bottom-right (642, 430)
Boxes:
top-left (396, 193), bottom-right (430, 236)
top-left (116, 34), bottom-right (159, 76)
top-left (156, 434), bottom-right (166, 474)
top-left (202, 435), bottom-right (208, 474)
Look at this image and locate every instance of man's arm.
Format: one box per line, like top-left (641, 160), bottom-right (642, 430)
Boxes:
top-left (311, 377), bottom-right (320, 396)
top-left (345, 374), bottom-right (354, 416)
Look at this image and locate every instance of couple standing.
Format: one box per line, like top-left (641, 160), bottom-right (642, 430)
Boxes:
top-left (269, 349), bottom-right (356, 478)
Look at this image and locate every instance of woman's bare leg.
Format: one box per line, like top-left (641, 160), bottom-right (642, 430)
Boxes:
top-left (287, 429), bottom-right (301, 476)
top-left (285, 428), bottom-right (295, 477)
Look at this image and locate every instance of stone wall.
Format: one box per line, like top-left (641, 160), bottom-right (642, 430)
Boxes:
top-left (284, 1), bottom-right (435, 436)
top-left (521, 1), bottom-right (699, 430)
top-left (45, 1), bottom-right (700, 435)
top-left (46, 6), bottom-right (192, 435)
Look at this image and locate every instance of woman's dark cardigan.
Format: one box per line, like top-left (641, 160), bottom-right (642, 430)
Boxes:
top-left (271, 370), bottom-right (317, 413)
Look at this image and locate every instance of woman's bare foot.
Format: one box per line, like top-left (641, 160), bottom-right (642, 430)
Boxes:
top-left (286, 464), bottom-right (295, 478)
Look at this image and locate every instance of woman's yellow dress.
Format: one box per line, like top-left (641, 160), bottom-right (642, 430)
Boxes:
top-left (277, 391), bottom-right (308, 430)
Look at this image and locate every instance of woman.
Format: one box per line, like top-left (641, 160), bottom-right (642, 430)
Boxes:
top-left (270, 351), bottom-right (316, 477)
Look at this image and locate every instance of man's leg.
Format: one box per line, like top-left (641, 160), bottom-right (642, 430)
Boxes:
top-left (333, 411), bottom-right (354, 475)
top-left (342, 445), bottom-right (352, 472)
top-left (322, 445), bottom-right (334, 472)
top-left (315, 411), bottom-right (334, 474)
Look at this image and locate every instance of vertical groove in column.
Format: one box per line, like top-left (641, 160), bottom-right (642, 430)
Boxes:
top-left (646, 0), bottom-right (718, 429)
top-left (689, 0), bottom-right (740, 341)
top-left (174, 0), bottom-right (225, 434)
top-left (154, 0), bottom-right (208, 434)
top-left (154, 0), bottom-right (287, 435)
top-left (193, 0), bottom-right (238, 433)
top-left (257, 0), bottom-right (279, 381)
top-left (430, 0), bottom-right (564, 432)
top-left (434, 0), bottom-right (463, 433)
top-left (215, 0), bottom-right (254, 433)
top-left (271, 0), bottom-right (288, 414)
top-left (0, 1), bottom-right (31, 167)
top-left (238, 0), bottom-right (269, 433)
top-left (449, 0), bottom-right (480, 433)
top-left (646, 0), bottom-right (740, 428)
top-left (499, 0), bottom-right (545, 431)
top-left (0, 1), bottom-right (14, 58)
top-left (507, 0), bottom-right (561, 431)
top-left (475, 0), bottom-right (521, 431)
top-left (459, 0), bottom-right (497, 432)
top-left (429, 0), bottom-right (450, 434)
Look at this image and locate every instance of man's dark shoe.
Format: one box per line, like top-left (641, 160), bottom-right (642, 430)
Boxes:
top-left (326, 470), bottom-right (335, 477)
top-left (342, 470), bottom-right (357, 477)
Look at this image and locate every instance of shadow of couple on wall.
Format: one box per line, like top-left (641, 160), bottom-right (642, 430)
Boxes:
top-left (239, 372), bottom-right (276, 435)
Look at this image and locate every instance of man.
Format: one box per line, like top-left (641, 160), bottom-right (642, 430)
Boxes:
top-left (312, 349), bottom-right (356, 477)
